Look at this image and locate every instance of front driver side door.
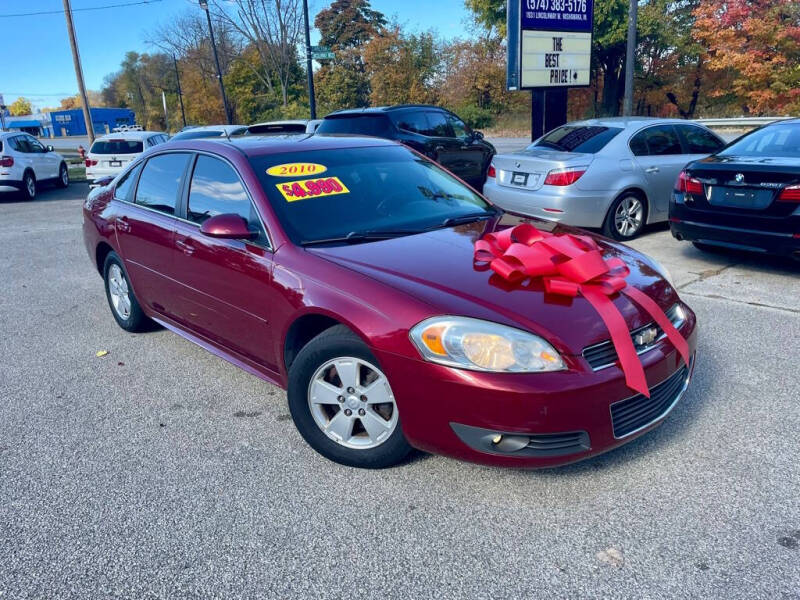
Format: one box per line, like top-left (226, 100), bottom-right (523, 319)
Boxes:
top-left (25, 136), bottom-right (59, 179)
top-left (445, 113), bottom-right (488, 188)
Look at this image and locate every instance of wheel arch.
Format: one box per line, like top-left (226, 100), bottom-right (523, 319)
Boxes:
top-left (95, 241), bottom-right (114, 275)
top-left (283, 312), bottom-right (349, 373)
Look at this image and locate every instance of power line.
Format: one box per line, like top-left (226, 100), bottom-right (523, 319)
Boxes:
top-left (0, 0), bottom-right (163, 18)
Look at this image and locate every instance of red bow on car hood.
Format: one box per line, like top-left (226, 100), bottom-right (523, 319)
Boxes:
top-left (474, 223), bottom-right (689, 397)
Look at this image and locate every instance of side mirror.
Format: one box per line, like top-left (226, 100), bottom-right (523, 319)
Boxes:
top-left (199, 213), bottom-right (256, 240)
top-left (472, 131), bottom-right (484, 141)
top-left (46, 145), bottom-right (54, 152)
top-left (96, 175), bottom-right (114, 187)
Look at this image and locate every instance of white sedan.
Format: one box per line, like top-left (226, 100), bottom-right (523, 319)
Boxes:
top-left (0, 132), bottom-right (69, 200)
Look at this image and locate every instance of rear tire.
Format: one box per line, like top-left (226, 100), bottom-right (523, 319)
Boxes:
top-left (103, 252), bottom-right (149, 332)
top-left (56, 162), bottom-right (69, 188)
top-left (287, 325), bottom-right (413, 468)
top-left (21, 171), bottom-right (36, 201)
top-left (603, 192), bottom-right (647, 240)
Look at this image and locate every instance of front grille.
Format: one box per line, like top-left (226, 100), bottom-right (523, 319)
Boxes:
top-left (583, 303), bottom-right (684, 370)
top-left (525, 431), bottom-right (590, 455)
top-left (610, 364), bottom-right (689, 438)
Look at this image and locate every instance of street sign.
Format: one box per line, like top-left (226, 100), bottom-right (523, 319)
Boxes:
top-left (310, 45), bottom-right (330, 53)
top-left (507, 0), bottom-right (594, 90)
top-left (312, 51), bottom-right (335, 60)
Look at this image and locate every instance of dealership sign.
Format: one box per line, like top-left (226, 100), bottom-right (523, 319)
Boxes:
top-left (507, 0), bottom-right (594, 90)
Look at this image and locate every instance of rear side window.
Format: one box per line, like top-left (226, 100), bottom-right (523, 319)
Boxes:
top-left (134, 153), bottom-right (190, 215)
top-left (630, 125), bottom-right (682, 156)
top-left (393, 111), bottom-right (433, 135)
top-left (425, 112), bottom-right (451, 137)
top-left (533, 126), bottom-right (623, 153)
top-left (317, 115), bottom-right (394, 137)
top-left (679, 125), bottom-right (724, 154)
top-left (114, 162), bottom-right (143, 201)
top-left (91, 139), bottom-right (144, 154)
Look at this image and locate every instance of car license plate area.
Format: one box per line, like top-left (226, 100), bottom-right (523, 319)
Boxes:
top-left (511, 172), bottom-right (529, 186)
top-left (109, 160), bottom-right (122, 168)
top-left (708, 186), bottom-right (774, 210)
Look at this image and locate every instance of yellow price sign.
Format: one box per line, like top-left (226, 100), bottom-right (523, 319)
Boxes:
top-left (276, 177), bottom-right (350, 202)
top-left (266, 162), bottom-right (327, 177)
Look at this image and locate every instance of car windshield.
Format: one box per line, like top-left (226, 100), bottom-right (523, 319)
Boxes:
top-left (530, 125), bottom-right (623, 153)
top-left (251, 145), bottom-right (496, 245)
top-left (171, 130), bottom-right (232, 141)
top-left (718, 123), bottom-right (800, 158)
top-left (316, 115), bottom-right (394, 137)
top-left (90, 139), bottom-right (144, 154)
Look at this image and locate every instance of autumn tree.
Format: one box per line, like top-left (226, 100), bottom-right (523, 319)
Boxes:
top-left (9, 97), bottom-right (33, 116)
top-left (694, 0), bottom-right (800, 115)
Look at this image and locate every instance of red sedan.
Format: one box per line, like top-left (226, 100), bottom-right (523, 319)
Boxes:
top-left (83, 135), bottom-right (697, 469)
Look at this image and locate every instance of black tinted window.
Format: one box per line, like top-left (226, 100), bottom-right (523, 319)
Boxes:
top-left (630, 125), bottom-right (682, 156)
top-left (134, 153), bottom-right (190, 215)
top-left (91, 139), bottom-right (144, 154)
top-left (448, 115), bottom-right (469, 139)
top-left (680, 126), bottom-right (724, 154)
top-left (533, 126), bottom-right (623, 153)
top-left (114, 162), bottom-right (142, 201)
top-left (317, 115), bottom-right (394, 137)
top-left (425, 112), bottom-right (451, 137)
top-left (392, 111), bottom-right (432, 135)
top-left (720, 124), bottom-right (800, 158)
top-left (248, 123), bottom-right (307, 135)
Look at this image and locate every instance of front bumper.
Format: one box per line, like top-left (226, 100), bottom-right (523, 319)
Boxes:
top-left (483, 179), bottom-right (614, 229)
top-left (375, 312), bottom-right (698, 468)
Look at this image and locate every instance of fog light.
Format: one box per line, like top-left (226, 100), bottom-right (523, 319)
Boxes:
top-left (491, 434), bottom-right (503, 444)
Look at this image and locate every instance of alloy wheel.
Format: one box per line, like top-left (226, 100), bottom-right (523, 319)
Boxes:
top-left (61, 166), bottom-right (69, 186)
top-left (107, 264), bottom-right (132, 320)
top-left (614, 196), bottom-right (644, 237)
top-left (307, 356), bottom-right (398, 450)
top-left (25, 175), bottom-right (35, 198)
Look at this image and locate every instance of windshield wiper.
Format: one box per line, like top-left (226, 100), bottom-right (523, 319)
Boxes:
top-left (301, 229), bottom-right (416, 246)
top-left (438, 212), bottom-right (497, 228)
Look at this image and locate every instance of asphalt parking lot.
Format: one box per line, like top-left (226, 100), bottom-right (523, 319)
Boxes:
top-left (1, 183), bottom-right (798, 599)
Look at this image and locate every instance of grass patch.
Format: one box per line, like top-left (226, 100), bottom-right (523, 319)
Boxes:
top-left (68, 166), bottom-right (87, 182)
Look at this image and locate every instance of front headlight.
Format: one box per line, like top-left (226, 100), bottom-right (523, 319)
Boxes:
top-left (409, 316), bottom-right (565, 373)
top-left (649, 257), bottom-right (675, 287)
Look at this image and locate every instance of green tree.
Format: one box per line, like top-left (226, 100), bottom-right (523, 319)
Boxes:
top-left (9, 97), bottom-right (33, 116)
top-left (464, 0), bottom-right (506, 37)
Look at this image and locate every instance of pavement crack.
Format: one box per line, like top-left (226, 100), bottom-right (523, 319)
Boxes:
top-left (678, 261), bottom-right (739, 290)
top-left (681, 290), bottom-right (800, 314)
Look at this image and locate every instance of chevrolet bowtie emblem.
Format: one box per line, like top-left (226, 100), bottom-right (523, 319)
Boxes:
top-left (634, 327), bottom-right (658, 347)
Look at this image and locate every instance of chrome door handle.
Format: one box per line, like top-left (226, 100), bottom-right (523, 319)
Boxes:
top-left (115, 217), bottom-right (130, 233)
top-left (645, 166), bottom-right (660, 173)
top-left (434, 145), bottom-right (445, 153)
top-left (175, 239), bottom-right (195, 255)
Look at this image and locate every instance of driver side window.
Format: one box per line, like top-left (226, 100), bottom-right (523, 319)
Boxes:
top-left (447, 115), bottom-right (469, 139)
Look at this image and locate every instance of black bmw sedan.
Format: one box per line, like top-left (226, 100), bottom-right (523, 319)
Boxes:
top-left (670, 119), bottom-right (800, 259)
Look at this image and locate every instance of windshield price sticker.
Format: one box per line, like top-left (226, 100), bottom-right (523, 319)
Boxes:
top-left (267, 162), bottom-right (328, 177)
top-left (277, 177), bottom-right (350, 202)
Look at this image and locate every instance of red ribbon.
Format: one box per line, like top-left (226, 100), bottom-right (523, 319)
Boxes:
top-left (474, 223), bottom-right (689, 397)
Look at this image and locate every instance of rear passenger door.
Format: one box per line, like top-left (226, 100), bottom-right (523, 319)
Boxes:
top-left (629, 125), bottom-right (688, 220)
top-left (171, 154), bottom-right (279, 371)
top-left (114, 152), bottom-right (191, 320)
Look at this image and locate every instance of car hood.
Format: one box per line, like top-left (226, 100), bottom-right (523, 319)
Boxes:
top-left (307, 216), bottom-right (676, 356)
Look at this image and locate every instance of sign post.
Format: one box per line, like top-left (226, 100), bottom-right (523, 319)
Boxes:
top-left (507, 0), bottom-right (594, 140)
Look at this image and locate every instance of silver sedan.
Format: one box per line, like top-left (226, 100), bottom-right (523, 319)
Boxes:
top-left (483, 117), bottom-right (725, 239)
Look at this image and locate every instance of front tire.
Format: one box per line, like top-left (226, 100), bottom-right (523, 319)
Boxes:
top-left (21, 171), bottom-right (36, 200)
top-left (56, 162), bottom-right (69, 188)
top-left (103, 252), bottom-right (149, 332)
top-left (287, 325), bottom-right (413, 468)
top-left (603, 192), bottom-right (647, 240)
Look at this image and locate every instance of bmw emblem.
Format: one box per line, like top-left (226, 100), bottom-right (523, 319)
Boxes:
top-left (735, 173), bottom-right (744, 183)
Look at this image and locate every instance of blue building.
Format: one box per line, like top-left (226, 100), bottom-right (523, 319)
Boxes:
top-left (49, 107), bottom-right (136, 137)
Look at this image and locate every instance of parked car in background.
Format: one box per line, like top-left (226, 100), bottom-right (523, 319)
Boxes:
top-left (671, 119), bottom-right (800, 259)
top-left (168, 124), bottom-right (248, 141)
top-left (0, 131), bottom-right (69, 199)
top-left (247, 120), bottom-right (310, 135)
top-left (484, 118), bottom-right (726, 240)
top-left (316, 105), bottom-right (495, 191)
top-left (82, 135), bottom-right (696, 469)
top-left (86, 131), bottom-right (168, 187)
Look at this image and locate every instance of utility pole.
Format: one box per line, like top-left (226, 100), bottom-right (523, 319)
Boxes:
top-left (199, 0), bottom-right (232, 124)
top-left (62, 0), bottom-right (95, 143)
top-left (173, 55), bottom-right (187, 127)
top-left (302, 0), bottom-right (317, 119)
top-left (622, 0), bottom-right (638, 116)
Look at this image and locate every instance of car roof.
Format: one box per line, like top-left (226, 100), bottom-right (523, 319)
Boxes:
top-left (161, 134), bottom-right (398, 157)
top-left (566, 116), bottom-right (698, 129)
top-left (249, 120), bottom-right (309, 127)
top-left (325, 104), bottom-right (443, 117)
top-left (181, 124), bottom-right (247, 132)
top-left (93, 131), bottom-right (165, 141)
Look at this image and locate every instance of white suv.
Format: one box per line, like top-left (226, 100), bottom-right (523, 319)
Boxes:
top-left (85, 131), bottom-right (167, 187)
top-left (0, 132), bottom-right (69, 200)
